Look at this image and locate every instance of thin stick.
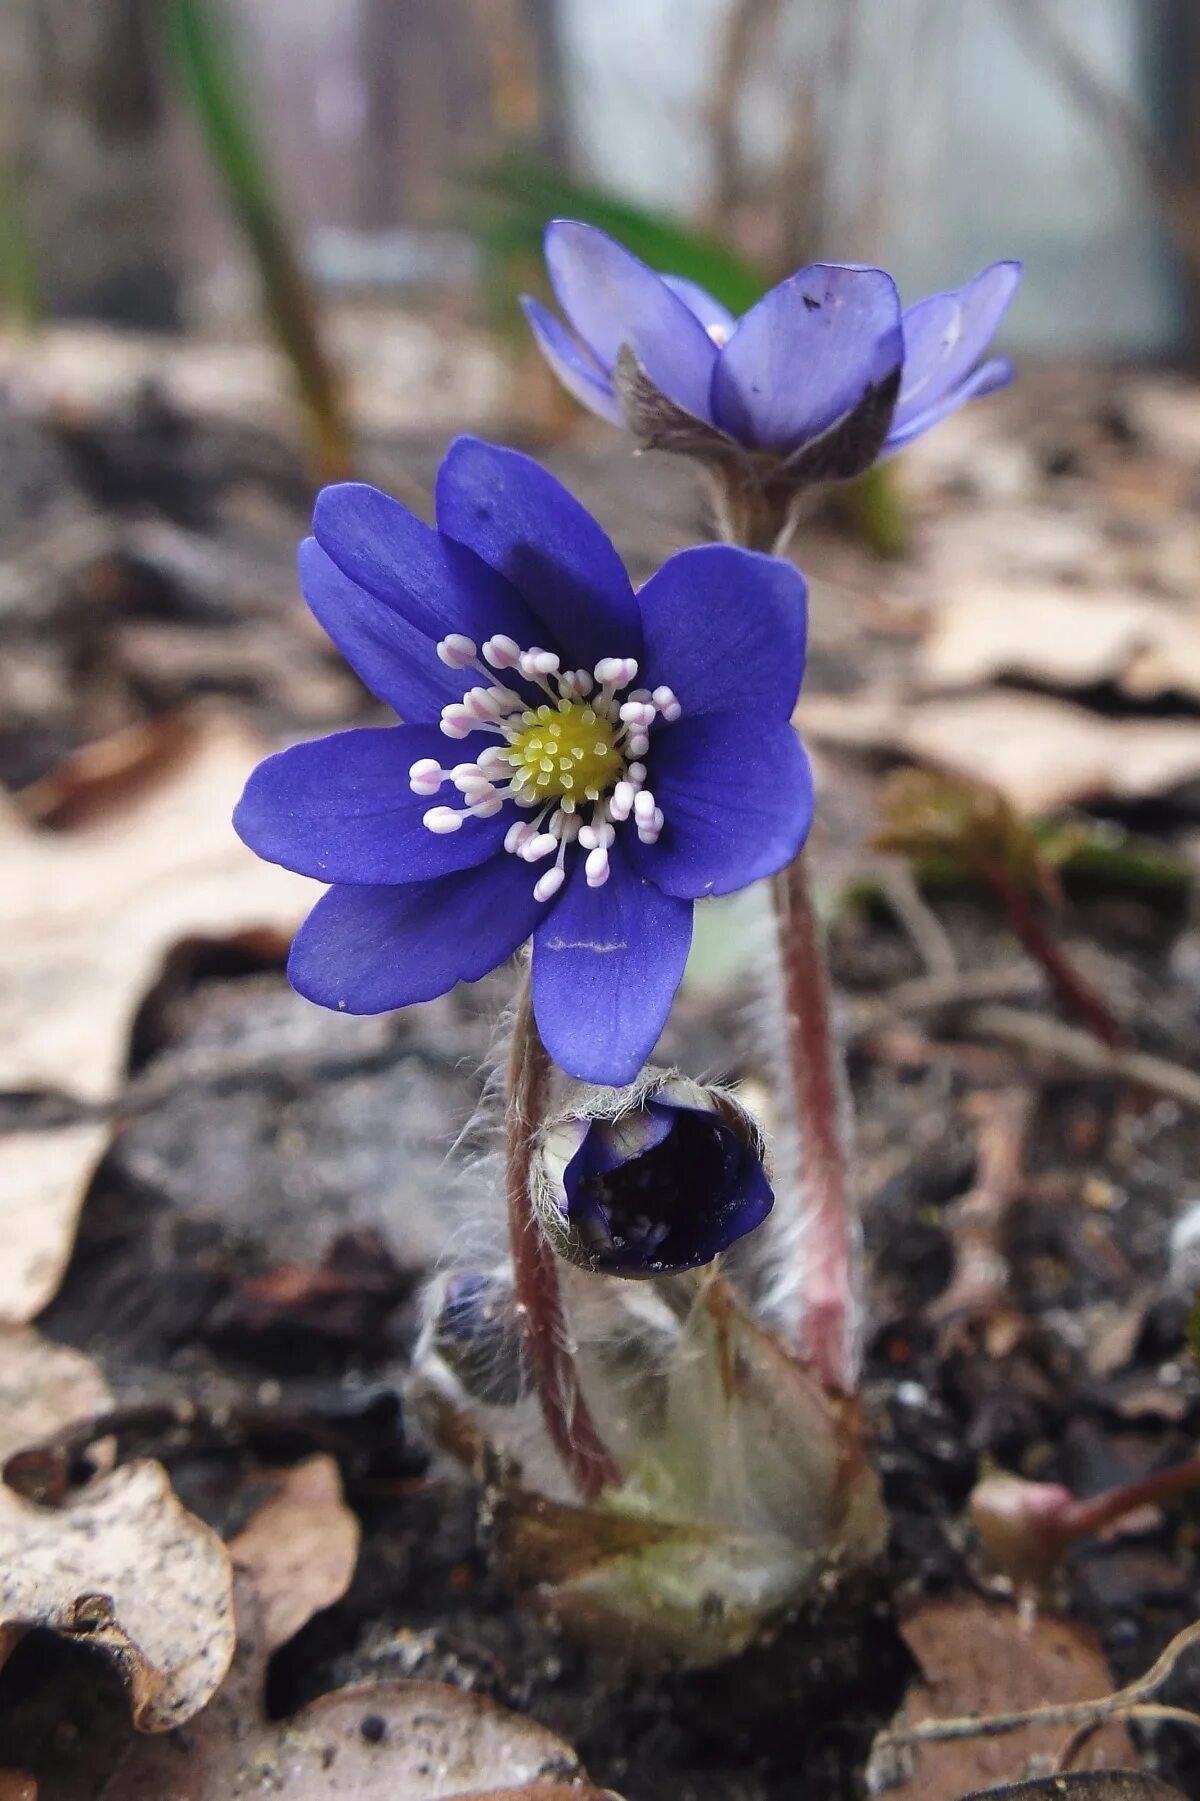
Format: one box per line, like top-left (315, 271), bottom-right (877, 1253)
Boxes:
top-left (968, 1004), bottom-right (1200, 1115)
top-left (505, 975), bottom-right (619, 1503)
top-left (877, 1616), bottom-right (1200, 1752)
top-left (772, 853), bottom-right (857, 1391)
top-left (987, 870), bottom-right (1128, 1050)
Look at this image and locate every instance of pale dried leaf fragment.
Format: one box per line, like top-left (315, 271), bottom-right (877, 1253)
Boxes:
top-left (800, 687), bottom-right (1200, 814)
top-left (0, 1330), bottom-right (112, 1463)
top-left (0, 716), bottom-right (313, 1101)
top-left (104, 1675), bottom-right (587, 1799)
top-left (874, 1597), bottom-right (1131, 1800)
top-left (0, 1124), bottom-right (111, 1324)
top-left (229, 1454), bottom-right (360, 1656)
top-left (95, 1456), bottom-right (588, 1798)
top-left (0, 1459), bottom-right (235, 1730)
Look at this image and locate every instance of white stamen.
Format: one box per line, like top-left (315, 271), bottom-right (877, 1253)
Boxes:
top-left (652, 685), bottom-right (682, 722)
top-left (519, 647), bottom-right (561, 680)
top-left (609, 781), bottom-right (635, 821)
top-left (634, 789), bottom-right (657, 824)
top-left (423, 806), bottom-right (464, 834)
top-left (521, 832), bottom-right (558, 863)
top-left (482, 634), bottom-right (521, 669)
top-left (439, 704), bottom-right (475, 739)
top-left (585, 846), bottom-right (610, 887)
top-left (594, 655), bottom-right (638, 688)
top-left (437, 633), bottom-right (477, 668)
top-left (505, 819), bottom-right (535, 855)
top-left (619, 700), bottom-right (656, 730)
top-left (408, 757), bottom-right (445, 795)
top-left (534, 866), bottom-right (565, 903)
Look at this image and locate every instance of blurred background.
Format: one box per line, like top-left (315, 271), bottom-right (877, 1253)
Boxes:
top-left (3, 0), bottom-right (1200, 454)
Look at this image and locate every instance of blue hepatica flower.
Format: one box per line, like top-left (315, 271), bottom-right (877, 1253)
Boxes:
top-left (541, 1083), bottom-right (774, 1277)
top-left (523, 220), bottom-right (1021, 476)
top-left (234, 437), bottom-right (812, 1085)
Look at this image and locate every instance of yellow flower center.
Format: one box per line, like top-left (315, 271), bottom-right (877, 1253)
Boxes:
top-left (508, 701), bottom-right (624, 806)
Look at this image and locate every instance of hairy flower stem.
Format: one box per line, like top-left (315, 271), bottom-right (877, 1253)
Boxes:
top-left (986, 868), bottom-right (1127, 1050)
top-left (772, 855), bottom-right (857, 1392)
top-left (505, 977), bottom-right (620, 1502)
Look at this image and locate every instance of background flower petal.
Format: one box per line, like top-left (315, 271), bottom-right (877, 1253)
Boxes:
top-left (531, 838), bottom-right (692, 1084)
top-left (544, 220), bottom-right (718, 421)
top-left (628, 715), bottom-right (813, 898)
top-left (520, 296), bottom-right (622, 424)
top-left (711, 263), bottom-right (902, 451)
top-left (661, 275), bottom-right (737, 341)
top-left (299, 538), bottom-right (465, 722)
top-left (233, 725), bottom-right (508, 884)
top-left (636, 543), bottom-right (807, 719)
top-left (313, 481), bottom-right (538, 649)
top-left (435, 437), bottom-right (643, 667)
top-left (288, 853), bottom-right (544, 1013)
top-left (884, 356), bottom-right (1014, 453)
top-left (891, 260), bottom-right (1021, 434)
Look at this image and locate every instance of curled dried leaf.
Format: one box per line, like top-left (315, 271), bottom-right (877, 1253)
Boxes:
top-left (0, 1458), bottom-right (235, 1731)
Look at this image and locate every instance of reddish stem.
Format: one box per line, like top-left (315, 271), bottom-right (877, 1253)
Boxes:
top-left (987, 871), bottom-right (1127, 1051)
top-left (505, 978), bottom-right (619, 1503)
top-left (1062, 1456), bottom-right (1200, 1546)
top-left (772, 853), bottom-right (857, 1392)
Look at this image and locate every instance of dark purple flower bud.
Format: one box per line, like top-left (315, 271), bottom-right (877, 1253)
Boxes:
top-left (431, 1271), bottom-right (526, 1406)
top-left (534, 1075), bottom-right (772, 1278)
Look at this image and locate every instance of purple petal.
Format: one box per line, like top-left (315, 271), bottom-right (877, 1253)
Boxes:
top-left (544, 220), bottom-right (718, 421)
top-left (435, 437), bottom-right (642, 668)
top-left (288, 853), bottom-right (544, 1014)
top-left (629, 715), bottom-right (813, 899)
top-left (636, 544), bottom-right (807, 720)
top-left (884, 356), bottom-right (1014, 454)
top-left (300, 539), bottom-right (464, 723)
top-left (892, 261), bottom-right (1021, 434)
top-left (313, 481), bottom-right (538, 651)
top-left (233, 725), bottom-right (507, 885)
top-left (521, 296), bottom-right (622, 425)
top-left (531, 838), bottom-right (692, 1084)
top-left (711, 263), bottom-right (902, 451)
top-left (661, 276), bottom-right (737, 342)
top-left (561, 1099), bottom-right (773, 1276)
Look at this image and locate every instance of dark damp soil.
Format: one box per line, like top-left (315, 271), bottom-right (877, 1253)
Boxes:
top-left (3, 344), bottom-right (1200, 1797)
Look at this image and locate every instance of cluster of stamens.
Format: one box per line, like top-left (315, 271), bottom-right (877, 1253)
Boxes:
top-left (409, 632), bottom-right (681, 902)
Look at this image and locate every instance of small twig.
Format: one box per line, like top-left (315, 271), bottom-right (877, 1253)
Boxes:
top-left (929, 1088), bottom-right (1035, 1329)
top-left (505, 975), bottom-right (619, 1503)
top-left (967, 1005), bottom-right (1200, 1115)
top-left (875, 860), bottom-right (960, 977)
top-left (986, 869), bottom-right (1128, 1050)
top-left (1057, 1704), bottom-right (1200, 1772)
top-left (2, 1392), bottom-right (413, 1504)
top-left (877, 1615), bottom-right (1200, 1752)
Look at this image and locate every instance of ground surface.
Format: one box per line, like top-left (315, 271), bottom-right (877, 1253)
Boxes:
top-left (2, 322), bottom-right (1200, 1798)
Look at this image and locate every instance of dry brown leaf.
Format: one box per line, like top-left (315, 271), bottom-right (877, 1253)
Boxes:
top-left (0, 1124), bottom-right (110, 1324)
top-left (0, 1458), bottom-right (235, 1732)
top-left (876, 1596), bottom-right (1131, 1800)
top-left (800, 687), bottom-right (1200, 814)
top-left (88, 1452), bottom-right (586, 1798)
top-left (229, 1454), bottom-right (361, 1657)
top-left (918, 583), bottom-right (1200, 705)
top-left (0, 1331), bottom-right (113, 1463)
top-left (0, 715), bottom-right (312, 1101)
top-left (102, 1675), bottom-right (586, 1799)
